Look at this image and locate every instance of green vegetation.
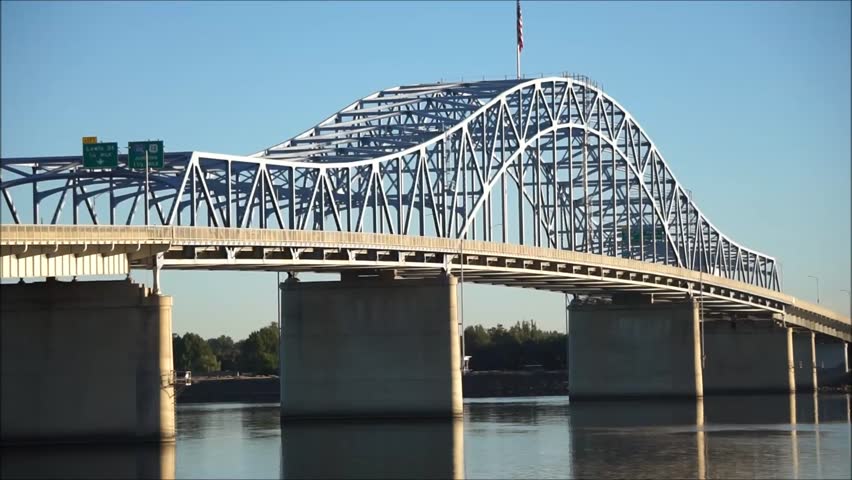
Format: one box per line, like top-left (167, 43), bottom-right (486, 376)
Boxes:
top-left (175, 320), bottom-right (564, 375)
top-left (173, 333), bottom-right (220, 373)
top-left (173, 323), bottom-right (280, 375)
top-left (239, 323), bottom-right (280, 375)
top-left (464, 320), bottom-right (566, 370)
top-left (206, 335), bottom-right (241, 371)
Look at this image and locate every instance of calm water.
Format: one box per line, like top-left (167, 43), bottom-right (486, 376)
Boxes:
top-left (2, 394), bottom-right (850, 479)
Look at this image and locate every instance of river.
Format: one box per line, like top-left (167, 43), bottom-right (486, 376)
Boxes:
top-left (2, 393), bottom-right (850, 479)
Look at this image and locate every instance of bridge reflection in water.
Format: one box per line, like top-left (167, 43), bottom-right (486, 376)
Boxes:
top-left (0, 443), bottom-right (175, 479)
top-left (0, 394), bottom-right (849, 479)
top-left (281, 419), bottom-right (464, 479)
top-left (563, 394), bottom-right (851, 480)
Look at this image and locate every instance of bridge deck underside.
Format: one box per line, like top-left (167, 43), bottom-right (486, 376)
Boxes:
top-left (151, 245), bottom-right (765, 315)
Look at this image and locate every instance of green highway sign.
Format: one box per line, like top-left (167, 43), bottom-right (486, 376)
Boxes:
top-left (128, 140), bottom-right (164, 169)
top-left (619, 224), bottom-right (665, 245)
top-left (82, 142), bottom-right (118, 168)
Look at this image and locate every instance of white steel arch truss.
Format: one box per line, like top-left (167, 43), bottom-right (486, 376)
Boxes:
top-left (0, 77), bottom-right (779, 290)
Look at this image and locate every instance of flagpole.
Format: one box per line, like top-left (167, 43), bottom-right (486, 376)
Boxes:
top-left (517, 44), bottom-right (521, 80)
top-left (516, 0), bottom-right (523, 79)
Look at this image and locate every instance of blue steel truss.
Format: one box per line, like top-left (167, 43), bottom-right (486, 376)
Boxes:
top-left (0, 76), bottom-right (780, 290)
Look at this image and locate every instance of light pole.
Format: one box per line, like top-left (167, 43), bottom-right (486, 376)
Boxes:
top-left (808, 275), bottom-right (820, 304)
top-left (564, 292), bottom-right (571, 372)
top-left (458, 222), bottom-right (504, 374)
top-left (459, 234), bottom-right (465, 374)
top-left (277, 271), bottom-right (281, 333)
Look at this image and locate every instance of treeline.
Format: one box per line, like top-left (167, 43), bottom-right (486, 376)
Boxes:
top-left (172, 322), bottom-right (279, 375)
top-left (173, 319), bottom-right (565, 375)
top-left (464, 320), bottom-right (566, 370)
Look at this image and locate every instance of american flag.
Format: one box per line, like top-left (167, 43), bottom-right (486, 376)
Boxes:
top-left (517, 0), bottom-right (524, 52)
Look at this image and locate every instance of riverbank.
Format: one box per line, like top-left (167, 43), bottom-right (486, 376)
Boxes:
top-left (176, 370), bottom-right (570, 404)
top-left (175, 369), bottom-right (850, 404)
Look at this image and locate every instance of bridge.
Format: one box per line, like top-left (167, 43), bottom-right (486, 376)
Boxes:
top-left (1, 77), bottom-right (849, 443)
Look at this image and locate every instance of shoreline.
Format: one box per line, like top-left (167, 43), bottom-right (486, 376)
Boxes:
top-left (176, 370), bottom-right (570, 404)
top-left (175, 371), bottom-right (851, 404)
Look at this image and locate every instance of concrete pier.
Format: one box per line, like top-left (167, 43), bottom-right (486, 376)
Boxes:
top-left (815, 336), bottom-right (849, 386)
top-left (280, 275), bottom-right (462, 419)
top-left (1, 278), bottom-right (175, 445)
top-left (792, 331), bottom-right (818, 392)
top-left (568, 300), bottom-right (703, 399)
top-left (702, 320), bottom-right (794, 394)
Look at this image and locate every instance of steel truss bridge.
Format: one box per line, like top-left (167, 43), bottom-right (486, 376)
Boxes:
top-left (1, 77), bottom-right (849, 341)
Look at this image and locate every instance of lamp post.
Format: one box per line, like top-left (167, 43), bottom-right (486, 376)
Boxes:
top-left (277, 271), bottom-right (281, 333)
top-left (564, 292), bottom-right (571, 372)
top-left (808, 275), bottom-right (820, 304)
top-left (458, 222), bottom-right (504, 374)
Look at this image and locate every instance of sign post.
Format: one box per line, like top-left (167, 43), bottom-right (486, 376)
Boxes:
top-left (128, 140), bottom-right (164, 225)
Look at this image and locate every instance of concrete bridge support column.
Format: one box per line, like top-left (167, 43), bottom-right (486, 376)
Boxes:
top-left (814, 336), bottom-right (849, 387)
top-left (568, 300), bottom-right (703, 399)
top-left (702, 320), bottom-right (794, 394)
top-left (1, 278), bottom-right (175, 445)
top-left (280, 274), bottom-right (462, 419)
top-left (792, 331), bottom-right (818, 392)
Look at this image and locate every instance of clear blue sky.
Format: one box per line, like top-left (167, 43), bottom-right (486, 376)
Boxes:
top-left (2, 1), bottom-right (849, 340)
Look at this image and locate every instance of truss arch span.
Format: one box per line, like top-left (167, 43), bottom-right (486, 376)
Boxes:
top-left (251, 77), bottom-right (778, 290)
top-left (0, 77), bottom-right (778, 290)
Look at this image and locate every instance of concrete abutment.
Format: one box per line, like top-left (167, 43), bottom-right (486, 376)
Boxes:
top-left (1, 278), bottom-right (175, 445)
top-left (280, 275), bottom-right (462, 420)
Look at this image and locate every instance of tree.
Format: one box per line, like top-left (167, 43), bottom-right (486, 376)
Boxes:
top-left (207, 335), bottom-right (240, 371)
top-left (172, 333), bottom-right (185, 369)
top-left (464, 325), bottom-right (491, 350)
top-left (239, 322), bottom-right (280, 375)
top-left (462, 321), bottom-right (567, 371)
top-left (173, 332), bottom-right (220, 373)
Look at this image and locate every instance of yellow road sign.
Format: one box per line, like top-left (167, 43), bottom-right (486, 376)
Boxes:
top-left (82, 136), bottom-right (98, 145)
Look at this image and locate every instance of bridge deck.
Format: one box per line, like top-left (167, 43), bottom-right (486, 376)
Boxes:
top-left (1, 225), bottom-right (848, 342)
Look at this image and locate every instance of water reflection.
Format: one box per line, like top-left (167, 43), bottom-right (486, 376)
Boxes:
top-left (281, 418), bottom-right (464, 479)
top-left (567, 399), bottom-right (707, 479)
top-left (175, 403), bottom-right (280, 478)
top-left (1, 394), bottom-right (849, 479)
top-left (0, 442), bottom-right (175, 479)
top-left (241, 404), bottom-right (281, 439)
top-left (465, 397), bottom-right (569, 425)
top-left (461, 394), bottom-right (850, 479)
